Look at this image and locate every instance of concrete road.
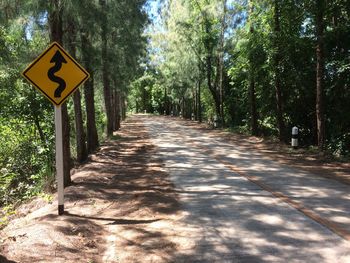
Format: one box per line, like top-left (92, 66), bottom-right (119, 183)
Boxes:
top-left (145, 116), bottom-right (350, 263)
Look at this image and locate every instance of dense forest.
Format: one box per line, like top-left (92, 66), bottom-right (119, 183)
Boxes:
top-left (131, 0), bottom-right (350, 152)
top-left (1, 0), bottom-right (350, 213)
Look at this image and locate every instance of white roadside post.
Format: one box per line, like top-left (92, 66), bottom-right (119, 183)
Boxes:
top-left (292, 126), bottom-right (299, 149)
top-left (55, 106), bottom-right (64, 215)
top-left (214, 115), bottom-right (218, 128)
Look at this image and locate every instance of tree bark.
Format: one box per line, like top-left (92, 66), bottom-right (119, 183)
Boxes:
top-left (111, 87), bottom-right (116, 131)
top-left (315, 0), bottom-right (326, 149)
top-left (121, 92), bottom-right (127, 120)
top-left (111, 77), bottom-right (121, 131)
top-left (49, 0), bottom-right (71, 186)
top-left (73, 90), bottom-right (87, 162)
top-left (249, 75), bottom-right (258, 136)
top-left (66, 20), bottom-right (87, 163)
top-left (33, 115), bottom-right (45, 145)
top-left (248, 0), bottom-right (258, 136)
top-left (142, 87), bottom-right (146, 112)
top-left (203, 20), bottom-right (221, 121)
top-left (206, 53), bottom-right (221, 119)
top-left (81, 31), bottom-right (99, 153)
top-left (193, 87), bottom-right (197, 120)
top-left (196, 62), bottom-right (202, 123)
top-left (100, 0), bottom-right (113, 136)
top-left (218, 0), bottom-right (227, 127)
top-left (197, 78), bottom-right (202, 123)
top-left (164, 87), bottom-right (168, 115)
top-left (30, 93), bottom-right (46, 145)
top-left (273, 0), bottom-right (285, 141)
top-left (115, 88), bottom-right (121, 130)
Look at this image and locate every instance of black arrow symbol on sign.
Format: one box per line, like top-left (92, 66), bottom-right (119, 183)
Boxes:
top-left (48, 50), bottom-right (67, 98)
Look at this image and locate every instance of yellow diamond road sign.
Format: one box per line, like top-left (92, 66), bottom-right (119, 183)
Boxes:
top-left (22, 42), bottom-right (89, 106)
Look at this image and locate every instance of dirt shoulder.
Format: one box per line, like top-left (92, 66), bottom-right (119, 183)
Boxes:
top-left (177, 118), bottom-right (350, 185)
top-left (0, 115), bottom-right (181, 263)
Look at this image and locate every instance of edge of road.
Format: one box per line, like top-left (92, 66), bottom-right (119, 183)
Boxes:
top-left (171, 116), bottom-right (350, 186)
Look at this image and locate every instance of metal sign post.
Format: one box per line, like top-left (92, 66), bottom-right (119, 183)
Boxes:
top-left (54, 106), bottom-right (64, 215)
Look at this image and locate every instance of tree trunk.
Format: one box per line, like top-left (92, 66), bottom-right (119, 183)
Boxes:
top-left (33, 116), bottom-right (45, 144)
top-left (196, 62), bottom-right (202, 123)
top-left (112, 77), bottom-right (121, 131)
top-left (248, 0), bottom-right (258, 136)
top-left (203, 20), bottom-right (221, 121)
top-left (100, 0), bottom-right (113, 136)
top-left (315, 0), bottom-right (326, 149)
top-left (193, 87), bottom-right (197, 120)
top-left (249, 75), bottom-right (258, 136)
top-left (121, 93), bottom-right (127, 120)
top-left (143, 87), bottom-right (146, 112)
top-left (218, 0), bottom-right (227, 127)
top-left (81, 31), bottom-right (99, 153)
top-left (73, 90), bottom-right (87, 162)
top-left (274, 0), bottom-right (285, 141)
top-left (181, 97), bottom-right (185, 117)
top-left (164, 87), bottom-right (168, 115)
top-left (111, 87), bottom-right (116, 131)
top-left (49, 0), bottom-right (71, 186)
top-left (197, 78), bottom-right (202, 123)
top-left (31, 105), bottom-right (46, 145)
top-left (66, 20), bottom-right (87, 163)
top-left (206, 55), bottom-right (221, 120)
top-left (115, 88), bottom-right (121, 130)
top-left (84, 72), bottom-right (99, 153)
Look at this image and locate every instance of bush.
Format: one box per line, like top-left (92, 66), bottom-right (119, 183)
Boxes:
top-left (327, 133), bottom-right (350, 157)
top-left (0, 120), bottom-right (54, 206)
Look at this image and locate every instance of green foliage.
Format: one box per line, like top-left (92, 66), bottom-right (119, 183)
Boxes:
top-left (0, 204), bottom-right (16, 229)
top-left (129, 72), bottom-right (158, 113)
top-left (0, 18), bottom-right (55, 206)
top-left (145, 0), bottom-right (350, 156)
top-left (0, 118), bottom-right (54, 206)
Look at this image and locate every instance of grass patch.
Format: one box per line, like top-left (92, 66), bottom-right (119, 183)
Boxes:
top-left (0, 205), bottom-right (16, 229)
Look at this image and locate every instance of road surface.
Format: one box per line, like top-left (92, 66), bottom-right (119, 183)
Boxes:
top-left (145, 115), bottom-right (350, 262)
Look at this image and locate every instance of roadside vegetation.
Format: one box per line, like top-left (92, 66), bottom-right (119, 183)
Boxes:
top-left (129, 0), bottom-right (350, 156)
top-left (0, 0), bottom-right (148, 212)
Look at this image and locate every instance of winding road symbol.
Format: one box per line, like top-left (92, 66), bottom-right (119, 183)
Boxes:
top-left (22, 42), bottom-right (89, 106)
top-left (48, 50), bottom-right (67, 98)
